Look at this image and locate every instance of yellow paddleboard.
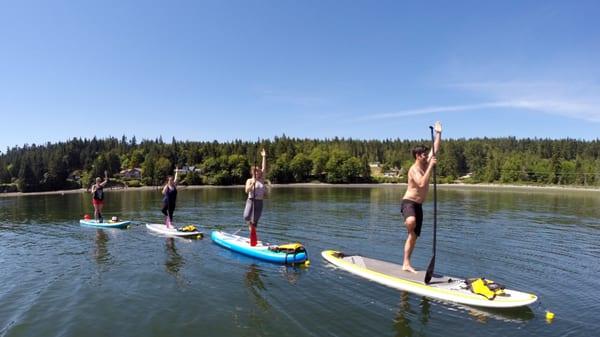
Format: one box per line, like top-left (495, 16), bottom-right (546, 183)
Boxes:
top-left (322, 250), bottom-right (537, 308)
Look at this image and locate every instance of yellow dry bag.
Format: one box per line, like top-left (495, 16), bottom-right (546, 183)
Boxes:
top-left (466, 278), bottom-right (505, 300)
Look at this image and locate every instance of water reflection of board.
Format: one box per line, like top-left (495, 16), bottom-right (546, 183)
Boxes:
top-left (146, 224), bottom-right (203, 238)
top-left (80, 219), bottom-right (130, 229)
top-left (322, 250), bottom-right (537, 308)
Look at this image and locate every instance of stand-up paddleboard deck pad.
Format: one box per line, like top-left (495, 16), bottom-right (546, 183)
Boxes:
top-left (211, 230), bottom-right (307, 264)
top-left (322, 250), bottom-right (537, 308)
top-left (146, 224), bottom-right (203, 238)
top-left (80, 219), bottom-right (131, 229)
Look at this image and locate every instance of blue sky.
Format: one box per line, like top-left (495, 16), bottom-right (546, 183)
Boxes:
top-left (1, 0), bottom-right (599, 152)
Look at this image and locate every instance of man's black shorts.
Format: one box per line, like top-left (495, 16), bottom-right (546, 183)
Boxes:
top-left (401, 199), bottom-right (423, 237)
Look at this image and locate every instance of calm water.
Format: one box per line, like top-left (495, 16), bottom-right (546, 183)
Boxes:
top-left (0, 186), bottom-right (599, 337)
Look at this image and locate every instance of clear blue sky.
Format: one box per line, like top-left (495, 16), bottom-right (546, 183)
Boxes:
top-left (1, 0), bottom-right (599, 152)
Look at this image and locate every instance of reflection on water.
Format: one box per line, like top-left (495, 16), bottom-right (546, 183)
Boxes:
top-left (165, 238), bottom-right (184, 281)
top-left (243, 264), bottom-right (270, 335)
top-left (245, 264), bottom-right (269, 311)
top-left (393, 289), bottom-right (534, 336)
top-left (444, 187), bottom-right (600, 220)
top-left (463, 304), bottom-right (535, 323)
top-left (394, 292), bottom-right (431, 337)
top-left (394, 291), bottom-right (414, 337)
top-left (93, 229), bottom-right (111, 265)
top-left (419, 297), bottom-right (431, 325)
top-left (280, 266), bottom-right (302, 285)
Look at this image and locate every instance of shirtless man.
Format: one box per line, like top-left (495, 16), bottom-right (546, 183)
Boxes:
top-left (401, 121), bottom-right (442, 273)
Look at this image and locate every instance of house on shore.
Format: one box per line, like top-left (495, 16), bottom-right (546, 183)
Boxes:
top-left (175, 166), bottom-right (202, 174)
top-left (120, 168), bottom-right (142, 179)
top-left (369, 162), bottom-right (382, 176)
top-left (369, 162), bottom-right (403, 178)
top-left (68, 170), bottom-right (82, 181)
top-left (383, 167), bottom-right (402, 177)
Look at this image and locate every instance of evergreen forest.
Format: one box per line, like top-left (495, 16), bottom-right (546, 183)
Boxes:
top-left (1, 135), bottom-right (599, 193)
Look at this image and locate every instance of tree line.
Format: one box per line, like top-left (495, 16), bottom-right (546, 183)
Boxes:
top-left (1, 135), bottom-right (599, 193)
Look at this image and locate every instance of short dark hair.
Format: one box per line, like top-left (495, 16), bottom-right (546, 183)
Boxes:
top-left (412, 145), bottom-right (429, 159)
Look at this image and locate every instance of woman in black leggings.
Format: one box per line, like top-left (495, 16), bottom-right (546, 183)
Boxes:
top-left (161, 168), bottom-right (178, 228)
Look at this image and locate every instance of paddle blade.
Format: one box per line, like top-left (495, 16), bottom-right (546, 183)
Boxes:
top-left (424, 255), bottom-right (436, 284)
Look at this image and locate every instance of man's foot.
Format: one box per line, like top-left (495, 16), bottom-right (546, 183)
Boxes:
top-left (402, 265), bottom-right (418, 273)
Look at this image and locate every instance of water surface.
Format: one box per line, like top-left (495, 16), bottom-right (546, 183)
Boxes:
top-left (0, 186), bottom-right (598, 336)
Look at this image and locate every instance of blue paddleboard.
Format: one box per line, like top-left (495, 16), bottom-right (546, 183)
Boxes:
top-left (211, 230), bottom-right (308, 264)
top-left (79, 219), bottom-right (131, 229)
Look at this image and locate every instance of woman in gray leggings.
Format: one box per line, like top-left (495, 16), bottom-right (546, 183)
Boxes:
top-left (244, 149), bottom-right (267, 246)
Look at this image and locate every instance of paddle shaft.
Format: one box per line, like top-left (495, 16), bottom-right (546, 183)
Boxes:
top-left (252, 143), bottom-right (257, 224)
top-left (424, 126), bottom-right (437, 284)
top-left (235, 143), bottom-right (258, 235)
top-left (431, 128), bottom-right (437, 257)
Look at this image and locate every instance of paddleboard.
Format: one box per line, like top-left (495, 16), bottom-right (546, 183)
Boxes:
top-left (145, 223), bottom-right (203, 238)
top-left (211, 230), bottom-right (308, 264)
top-left (321, 250), bottom-right (537, 308)
top-left (80, 219), bottom-right (131, 229)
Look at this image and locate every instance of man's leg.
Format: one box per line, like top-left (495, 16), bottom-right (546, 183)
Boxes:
top-left (403, 216), bottom-right (418, 273)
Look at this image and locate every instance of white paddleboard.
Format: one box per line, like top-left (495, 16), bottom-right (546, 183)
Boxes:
top-left (146, 224), bottom-right (203, 238)
top-left (322, 250), bottom-right (537, 308)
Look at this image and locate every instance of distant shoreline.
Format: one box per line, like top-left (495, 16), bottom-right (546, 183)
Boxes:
top-left (1, 182), bottom-right (598, 198)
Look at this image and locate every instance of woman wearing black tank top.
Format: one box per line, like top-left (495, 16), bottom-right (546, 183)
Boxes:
top-left (161, 167), bottom-right (179, 228)
top-left (90, 171), bottom-right (108, 222)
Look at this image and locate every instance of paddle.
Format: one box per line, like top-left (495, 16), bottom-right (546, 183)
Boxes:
top-left (424, 126), bottom-right (437, 284)
top-left (248, 141), bottom-right (260, 245)
top-left (252, 142), bottom-right (257, 225)
top-left (233, 138), bottom-right (260, 235)
top-left (234, 141), bottom-right (258, 236)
